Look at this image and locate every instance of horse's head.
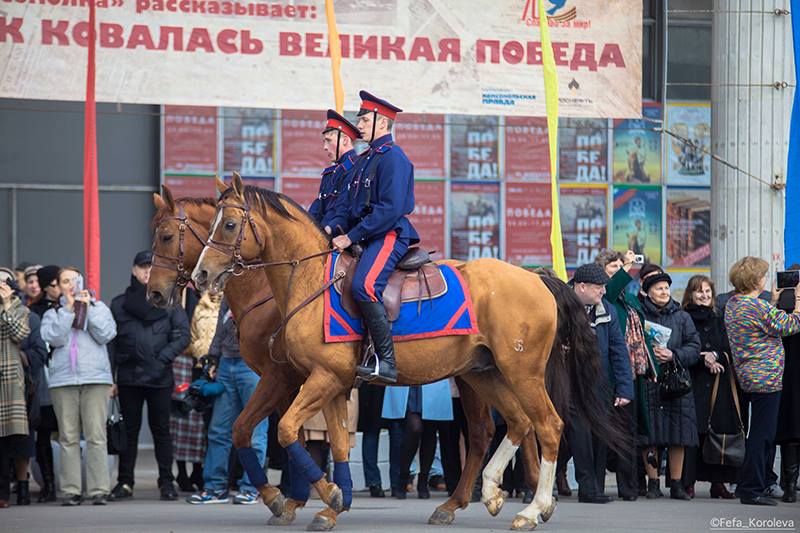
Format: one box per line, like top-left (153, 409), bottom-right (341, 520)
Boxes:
top-left (148, 184), bottom-right (221, 307)
top-left (192, 173), bottom-right (273, 294)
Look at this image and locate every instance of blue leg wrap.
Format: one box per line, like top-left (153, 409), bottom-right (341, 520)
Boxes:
top-left (287, 457), bottom-right (310, 502)
top-left (286, 441), bottom-right (325, 484)
top-left (333, 461), bottom-right (353, 510)
top-left (237, 447), bottom-right (267, 488)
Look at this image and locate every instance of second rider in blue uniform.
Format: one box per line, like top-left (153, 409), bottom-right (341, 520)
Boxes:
top-left (325, 91), bottom-right (419, 383)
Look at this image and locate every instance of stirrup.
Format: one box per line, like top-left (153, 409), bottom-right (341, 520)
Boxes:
top-left (356, 354), bottom-right (381, 382)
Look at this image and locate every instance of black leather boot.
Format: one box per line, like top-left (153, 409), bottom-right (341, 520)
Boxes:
top-left (782, 445), bottom-right (798, 503)
top-left (17, 480), bottom-right (30, 506)
top-left (645, 478), bottom-right (663, 499)
top-left (669, 479), bottom-right (690, 500)
top-left (355, 301), bottom-right (397, 383)
top-left (37, 446), bottom-right (57, 503)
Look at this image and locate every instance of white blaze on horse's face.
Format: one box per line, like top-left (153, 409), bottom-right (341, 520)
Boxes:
top-left (193, 208), bottom-right (224, 282)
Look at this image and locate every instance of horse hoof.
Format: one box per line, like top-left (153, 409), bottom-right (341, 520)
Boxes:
top-left (540, 499), bottom-right (557, 523)
top-left (268, 512), bottom-right (297, 526)
top-left (326, 485), bottom-right (344, 514)
top-left (264, 492), bottom-right (286, 517)
top-left (484, 495), bottom-right (505, 517)
top-left (428, 508), bottom-right (456, 525)
top-left (306, 515), bottom-right (336, 531)
top-left (511, 514), bottom-right (538, 531)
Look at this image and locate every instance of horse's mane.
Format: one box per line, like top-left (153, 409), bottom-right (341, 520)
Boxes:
top-left (151, 196), bottom-right (217, 229)
top-left (221, 185), bottom-right (331, 243)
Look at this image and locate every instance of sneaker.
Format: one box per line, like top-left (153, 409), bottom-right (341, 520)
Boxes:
top-left (764, 483), bottom-right (784, 499)
top-left (61, 494), bottom-right (82, 506)
top-left (92, 494), bottom-right (108, 506)
top-left (186, 490), bottom-right (230, 505)
top-left (233, 491), bottom-right (259, 505)
top-left (159, 482), bottom-right (178, 501)
top-left (109, 482), bottom-right (133, 501)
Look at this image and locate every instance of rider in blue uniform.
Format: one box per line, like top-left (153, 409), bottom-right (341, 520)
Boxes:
top-left (308, 110), bottom-right (360, 228)
top-left (325, 91), bottom-right (419, 383)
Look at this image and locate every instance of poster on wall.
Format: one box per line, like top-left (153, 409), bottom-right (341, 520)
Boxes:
top-left (395, 114), bottom-right (446, 178)
top-left (222, 108), bottom-right (276, 177)
top-left (559, 118), bottom-right (609, 183)
top-left (505, 182), bottom-right (552, 266)
top-left (281, 177), bottom-right (321, 211)
top-left (450, 116), bottom-right (500, 180)
top-left (558, 185), bottom-right (608, 267)
top-left (223, 175), bottom-right (276, 191)
top-left (163, 106), bottom-right (217, 174)
top-left (163, 175), bottom-right (216, 198)
top-left (665, 102), bottom-right (711, 186)
top-left (504, 117), bottom-right (550, 182)
top-left (612, 185), bottom-right (662, 264)
top-left (408, 180), bottom-right (446, 260)
top-left (612, 102), bottom-right (662, 184)
top-left (451, 181), bottom-right (501, 261)
top-left (666, 188), bottom-right (711, 267)
top-left (668, 270), bottom-right (710, 304)
top-left (280, 109), bottom-right (329, 178)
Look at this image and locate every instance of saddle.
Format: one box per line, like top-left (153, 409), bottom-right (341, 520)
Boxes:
top-left (333, 247), bottom-right (448, 321)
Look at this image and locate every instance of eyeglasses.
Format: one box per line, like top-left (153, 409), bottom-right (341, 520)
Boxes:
top-left (48, 282), bottom-right (58, 288)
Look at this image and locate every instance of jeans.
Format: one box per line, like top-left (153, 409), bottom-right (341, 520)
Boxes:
top-left (203, 358), bottom-right (269, 493)
top-left (737, 391), bottom-right (781, 500)
top-left (117, 385), bottom-right (174, 486)
top-left (361, 423), bottom-right (404, 489)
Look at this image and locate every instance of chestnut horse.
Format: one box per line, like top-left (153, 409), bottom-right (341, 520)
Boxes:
top-left (147, 184), bottom-right (542, 530)
top-left (192, 175), bottom-right (624, 531)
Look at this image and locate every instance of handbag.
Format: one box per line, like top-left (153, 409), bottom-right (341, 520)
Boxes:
top-left (107, 396), bottom-right (128, 455)
top-left (658, 355), bottom-right (691, 400)
top-left (702, 353), bottom-right (745, 467)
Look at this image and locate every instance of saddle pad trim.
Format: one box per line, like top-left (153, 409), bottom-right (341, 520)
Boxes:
top-left (323, 253), bottom-right (479, 343)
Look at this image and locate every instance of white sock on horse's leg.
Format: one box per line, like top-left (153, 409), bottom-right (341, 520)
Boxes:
top-left (481, 436), bottom-right (519, 503)
top-left (517, 457), bottom-right (556, 523)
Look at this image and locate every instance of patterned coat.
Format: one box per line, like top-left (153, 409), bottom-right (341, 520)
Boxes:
top-left (0, 296), bottom-right (31, 438)
top-left (188, 292), bottom-right (221, 359)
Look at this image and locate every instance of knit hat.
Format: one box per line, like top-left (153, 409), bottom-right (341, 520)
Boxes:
top-left (572, 263), bottom-right (611, 286)
top-left (639, 263), bottom-right (663, 280)
top-left (641, 272), bottom-right (673, 294)
top-left (37, 265), bottom-right (61, 289)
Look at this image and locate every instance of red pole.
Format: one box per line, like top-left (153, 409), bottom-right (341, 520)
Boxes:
top-left (83, 1), bottom-right (101, 296)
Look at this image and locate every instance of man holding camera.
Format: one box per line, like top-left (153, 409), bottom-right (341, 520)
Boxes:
top-left (109, 251), bottom-right (190, 501)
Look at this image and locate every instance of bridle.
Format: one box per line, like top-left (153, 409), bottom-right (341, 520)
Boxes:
top-left (205, 197), bottom-right (345, 363)
top-left (151, 204), bottom-right (208, 288)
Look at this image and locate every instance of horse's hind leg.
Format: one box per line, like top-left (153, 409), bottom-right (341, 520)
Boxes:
top-left (493, 348), bottom-right (562, 530)
top-left (428, 377), bottom-right (494, 526)
top-left (231, 375), bottom-right (293, 518)
top-left (306, 393), bottom-right (352, 532)
top-left (458, 370), bottom-right (535, 519)
top-left (277, 369), bottom-right (347, 518)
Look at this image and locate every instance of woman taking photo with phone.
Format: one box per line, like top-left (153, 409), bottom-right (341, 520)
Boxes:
top-left (724, 257), bottom-right (800, 506)
top-left (40, 267), bottom-right (117, 506)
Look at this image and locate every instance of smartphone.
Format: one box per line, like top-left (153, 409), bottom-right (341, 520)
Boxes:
top-left (777, 270), bottom-right (800, 289)
top-left (633, 254), bottom-right (645, 264)
top-left (72, 274), bottom-right (84, 296)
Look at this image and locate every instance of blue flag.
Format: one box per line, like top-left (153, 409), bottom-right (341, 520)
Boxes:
top-left (786, 0), bottom-right (800, 267)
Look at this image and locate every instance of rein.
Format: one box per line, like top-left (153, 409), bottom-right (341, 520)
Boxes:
top-left (208, 199), bottom-right (340, 364)
top-left (151, 204), bottom-right (208, 288)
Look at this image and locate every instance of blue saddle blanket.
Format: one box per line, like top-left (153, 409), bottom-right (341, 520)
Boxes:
top-left (323, 252), bottom-right (479, 343)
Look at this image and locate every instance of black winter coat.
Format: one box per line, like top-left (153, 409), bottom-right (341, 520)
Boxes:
top-left (684, 304), bottom-right (743, 435)
top-left (109, 278), bottom-right (190, 388)
top-left (776, 289), bottom-right (800, 444)
top-left (641, 296), bottom-right (701, 447)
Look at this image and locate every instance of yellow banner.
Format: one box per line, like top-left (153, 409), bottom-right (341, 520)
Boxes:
top-left (538, 0), bottom-right (567, 281)
top-left (324, 0), bottom-right (344, 114)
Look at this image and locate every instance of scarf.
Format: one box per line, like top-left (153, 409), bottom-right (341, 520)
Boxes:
top-left (122, 276), bottom-right (168, 323)
top-left (625, 306), bottom-right (649, 377)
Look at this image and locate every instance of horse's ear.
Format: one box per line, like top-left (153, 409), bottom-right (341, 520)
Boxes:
top-left (215, 174), bottom-right (228, 195)
top-left (153, 192), bottom-right (167, 211)
top-left (161, 184), bottom-right (176, 211)
top-left (231, 172), bottom-right (244, 199)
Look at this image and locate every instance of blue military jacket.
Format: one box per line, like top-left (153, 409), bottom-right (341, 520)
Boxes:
top-left (327, 134), bottom-right (419, 245)
top-left (308, 149), bottom-right (357, 229)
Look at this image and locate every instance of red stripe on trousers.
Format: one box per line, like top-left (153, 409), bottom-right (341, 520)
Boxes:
top-left (364, 231), bottom-right (398, 302)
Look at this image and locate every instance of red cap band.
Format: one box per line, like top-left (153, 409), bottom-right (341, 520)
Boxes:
top-left (359, 100), bottom-right (398, 120)
top-left (324, 118), bottom-right (359, 140)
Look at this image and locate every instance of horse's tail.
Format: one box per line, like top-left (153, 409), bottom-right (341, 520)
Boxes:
top-left (539, 275), bottom-right (630, 456)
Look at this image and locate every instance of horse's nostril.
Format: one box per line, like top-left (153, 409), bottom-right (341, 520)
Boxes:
top-left (147, 291), bottom-right (164, 306)
top-left (196, 270), bottom-right (208, 285)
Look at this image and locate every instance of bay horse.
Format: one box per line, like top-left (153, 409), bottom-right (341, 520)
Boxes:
top-left (192, 174), bottom-right (624, 531)
top-left (147, 184), bottom-right (542, 530)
